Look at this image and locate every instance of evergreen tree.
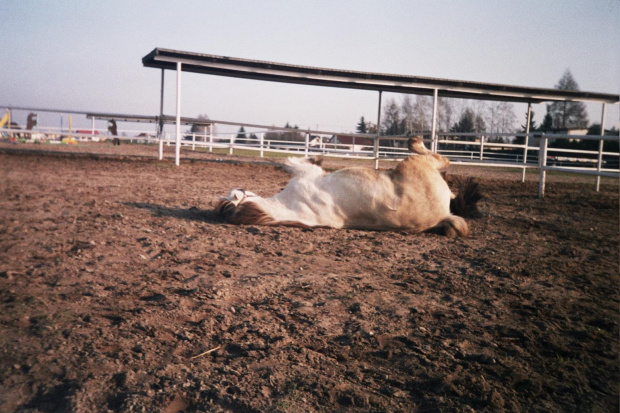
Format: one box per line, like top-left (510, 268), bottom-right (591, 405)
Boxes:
top-left (451, 108), bottom-right (476, 134)
top-left (356, 116), bottom-right (368, 134)
top-left (450, 108), bottom-right (486, 145)
top-left (516, 110), bottom-right (537, 145)
top-left (547, 69), bottom-right (589, 129)
top-left (539, 111), bottom-right (553, 131)
top-left (236, 126), bottom-right (247, 140)
top-left (520, 110), bottom-right (537, 132)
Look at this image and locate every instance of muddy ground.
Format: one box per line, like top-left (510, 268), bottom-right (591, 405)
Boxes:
top-left (0, 142), bottom-right (618, 412)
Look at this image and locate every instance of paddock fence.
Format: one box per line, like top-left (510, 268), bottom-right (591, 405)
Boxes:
top-left (1, 107), bottom-right (618, 197)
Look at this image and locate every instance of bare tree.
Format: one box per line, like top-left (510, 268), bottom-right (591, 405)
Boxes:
top-left (437, 97), bottom-right (454, 133)
top-left (414, 96), bottom-right (433, 132)
top-left (187, 114), bottom-right (211, 141)
top-left (485, 101), bottom-right (517, 142)
top-left (381, 98), bottom-right (403, 136)
top-left (401, 95), bottom-right (416, 133)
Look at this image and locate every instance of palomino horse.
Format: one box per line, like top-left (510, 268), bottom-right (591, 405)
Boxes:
top-left (215, 137), bottom-right (480, 237)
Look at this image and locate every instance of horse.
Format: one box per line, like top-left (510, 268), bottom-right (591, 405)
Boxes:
top-left (215, 137), bottom-right (480, 237)
top-left (108, 119), bottom-right (120, 146)
top-left (24, 113), bottom-right (45, 142)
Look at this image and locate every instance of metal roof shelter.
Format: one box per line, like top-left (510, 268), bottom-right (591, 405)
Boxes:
top-left (142, 47), bottom-right (619, 165)
top-left (85, 112), bottom-right (212, 126)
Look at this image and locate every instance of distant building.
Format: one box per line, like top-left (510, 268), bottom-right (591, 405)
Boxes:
top-left (329, 135), bottom-right (374, 152)
top-left (527, 128), bottom-right (589, 147)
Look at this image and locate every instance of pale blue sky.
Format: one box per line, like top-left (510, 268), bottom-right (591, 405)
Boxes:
top-left (1, 0), bottom-right (618, 132)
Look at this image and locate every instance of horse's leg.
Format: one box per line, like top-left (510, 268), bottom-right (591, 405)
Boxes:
top-left (424, 214), bottom-right (469, 238)
top-left (407, 136), bottom-right (450, 170)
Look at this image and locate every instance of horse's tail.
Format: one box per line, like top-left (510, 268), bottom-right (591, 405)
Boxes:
top-left (449, 177), bottom-right (482, 218)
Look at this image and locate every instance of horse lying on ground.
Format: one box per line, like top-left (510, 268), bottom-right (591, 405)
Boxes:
top-left (214, 137), bottom-right (481, 237)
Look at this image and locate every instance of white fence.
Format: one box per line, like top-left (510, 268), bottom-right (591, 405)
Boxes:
top-left (538, 133), bottom-right (619, 197)
top-left (2, 111), bottom-right (618, 198)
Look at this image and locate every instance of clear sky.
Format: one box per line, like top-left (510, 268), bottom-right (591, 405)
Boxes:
top-left (1, 0), bottom-right (618, 133)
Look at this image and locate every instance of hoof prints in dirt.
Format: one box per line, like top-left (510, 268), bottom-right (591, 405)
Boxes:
top-left (0, 150), bottom-right (618, 412)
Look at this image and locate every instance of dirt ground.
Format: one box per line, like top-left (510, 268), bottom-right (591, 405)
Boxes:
top-left (0, 142), bottom-right (618, 412)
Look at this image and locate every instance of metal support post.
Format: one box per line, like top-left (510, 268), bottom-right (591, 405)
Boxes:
top-left (522, 103), bottom-right (531, 182)
top-left (431, 89), bottom-right (439, 152)
top-left (159, 69), bottom-right (165, 161)
top-left (374, 91), bottom-right (382, 170)
top-left (175, 62), bottom-right (182, 166)
top-left (596, 103), bottom-right (606, 192)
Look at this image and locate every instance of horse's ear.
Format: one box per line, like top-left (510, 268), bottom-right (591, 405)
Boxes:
top-left (308, 156), bottom-right (324, 167)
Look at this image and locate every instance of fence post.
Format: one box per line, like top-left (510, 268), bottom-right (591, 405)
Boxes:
top-left (596, 139), bottom-right (604, 192)
top-left (374, 137), bottom-right (380, 169)
top-left (159, 133), bottom-right (164, 159)
top-left (158, 67), bottom-right (165, 158)
top-left (522, 133), bottom-right (530, 183)
top-left (260, 133), bottom-right (264, 158)
top-left (229, 134), bottom-right (235, 155)
top-left (208, 127), bottom-right (213, 153)
top-left (522, 103), bottom-right (532, 182)
top-left (175, 61), bottom-right (182, 167)
top-left (305, 132), bottom-right (309, 158)
top-left (538, 134), bottom-right (548, 198)
top-left (479, 135), bottom-right (485, 161)
top-left (192, 133), bottom-right (196, 151)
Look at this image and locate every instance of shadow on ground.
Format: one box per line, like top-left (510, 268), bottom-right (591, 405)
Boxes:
top-left (124, 202), bottom-right (216, 222)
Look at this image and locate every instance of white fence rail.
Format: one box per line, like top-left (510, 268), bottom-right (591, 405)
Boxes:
top-left (2, 109), bottom-right (618, 198)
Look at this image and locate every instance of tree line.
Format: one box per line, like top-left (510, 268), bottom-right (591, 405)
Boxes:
top-left (187, 70), bottom-right (615, 152)
top-left (355, 69), bottom-right (608, 146)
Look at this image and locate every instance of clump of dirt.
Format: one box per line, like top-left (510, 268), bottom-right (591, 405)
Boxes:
top-left (0, 144), bottom-right (618, 412)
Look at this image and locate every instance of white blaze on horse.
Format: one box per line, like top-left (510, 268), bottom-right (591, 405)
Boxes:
top-left (215, 137), bottom-right (480, 237)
